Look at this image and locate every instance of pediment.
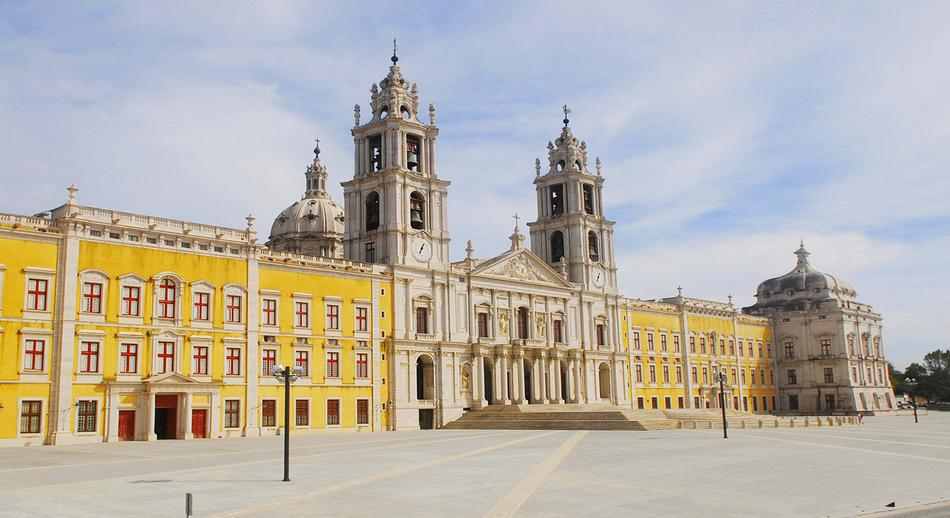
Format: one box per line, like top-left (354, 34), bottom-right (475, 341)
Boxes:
top-left (471, 249), bottom-right (572, 288)
top-left (144, 372), bottom-right (203, 385)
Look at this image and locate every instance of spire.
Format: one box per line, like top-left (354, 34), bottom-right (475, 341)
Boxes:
top-left (562, 104), bottom-right (571, 127)
top-left (544, 106), bottom-right (589, 175)
top-left (465, 240), bottom-right (475, 260)
top-left (794, 240), bottom-right (811, 270)
top-left (369, 42), bottom-right (419, 122)
top-left (304, 138), bottom-right (329, 198)
top-left (509, 213), bottom-right (525, 251)
top-left (392, 38), bottom-right (398, 64)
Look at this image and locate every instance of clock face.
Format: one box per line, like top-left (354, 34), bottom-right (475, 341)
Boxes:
top-left (412, 237), bottom-right (433, 262)
top-left (592, 266), bottom-right (606, 288)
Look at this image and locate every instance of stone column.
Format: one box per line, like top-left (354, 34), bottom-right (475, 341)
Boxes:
top-left (568, 358), bottom-right (578, 403)
top-left (50, 218), bottom-right (81, 445)
top-left (554, 356), bottom-right (564, 403)
top-left (183, 393), bottom-right (194, 440)
top-left (539, 352), bottom-right (549, 403)
top-left (501, 352), bottom-right (511, 404)
top-left (106, 389), bottom-right (119, 442)
top-left (410, 353), bottom-right (419, 401)
top-left (493, 354), bottom-right (504, 404)
top-left (210, 391), bottom-right (221, 439)
top-left (147, 392), bottom-right (157, 441)
top-left (477, 354), bottom-right (488, 407)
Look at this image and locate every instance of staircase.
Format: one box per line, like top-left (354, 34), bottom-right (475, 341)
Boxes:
top-left (442, 404), bottom-right (679, 431)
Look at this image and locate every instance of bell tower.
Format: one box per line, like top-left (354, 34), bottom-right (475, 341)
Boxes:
top-left (527, 107), bottom-right (617, 292)
top-left (341, 43), bottom-right (451, 268)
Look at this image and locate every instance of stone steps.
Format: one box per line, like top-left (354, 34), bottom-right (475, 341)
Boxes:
top-left (442, 405), bottom-right (680, 431)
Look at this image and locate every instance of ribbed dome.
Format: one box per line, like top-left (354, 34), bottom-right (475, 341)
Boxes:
top-left (747, 243), bottom-right (856, 312)
top-left (270, 196), bottom-right (344, 238)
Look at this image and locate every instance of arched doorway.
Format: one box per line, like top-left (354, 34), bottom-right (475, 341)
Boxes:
top-left (598, 363), bottom-right (611, 400)
top-left (483, 361), bottom-right (494, 403)
top-left (523, 360), bottom-right (533, 403)
top-left (416, 355), bottom-right (434, 400)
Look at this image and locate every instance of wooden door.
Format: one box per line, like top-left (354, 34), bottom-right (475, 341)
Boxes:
top-left (191, 409), bottom-right (207, 439)
top-left (118, 410), bottom-right (135, 441)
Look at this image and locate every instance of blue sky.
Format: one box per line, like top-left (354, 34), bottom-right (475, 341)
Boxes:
top-left (2, 2), bottom-right (948, 368)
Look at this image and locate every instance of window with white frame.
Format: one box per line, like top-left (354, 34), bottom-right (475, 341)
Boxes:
top-left (356, 351), bottom-right (369, 379)
top-left (262, 298), bottom-right (278, 327)
top-left (192, 344), bottom-right (209, 376)
top-left (81, 280), bottom-right (104, 315)
top-left (23, 338), bottom-right (45, 372)
top-left (326, 350), bottom-right (340, 379)
top-left (326, 399), bottom-right (340, 426)
top-left (224, 400), bottom-right (240, 428)
top-left (25, 276), bottom-right (50, 312)
top-left (295, 300), bottom-right (310, 329)
top-left (119, 342), bottom-right (139, 374)
top-left (357, 399), bottom-right (369, 425)
top-left (261, 348), bottom-right (277, 376)
top-left (294, 350), bottom-right (309, 377)
top-left (156, 276), bottom-right (179, 320)
top-left (77, 400), bottom-right (97, 433)
top-left (155, 340), bottom-right (176, 374)
top-left (20, 400), bottom-right (42, 434)
top-left (295, 399), bottom-right (310, 426)
top-left (325, 303), bottom-right (340, 331)
top-left (355, 306), bottom-right (369, 333)
top-left (226, 292), bottom-right (242, 324)
top-left (79, 341), bottom-right (100, 373)
top-left (120, 281), bottom-right (142, 317)
top-left (193, 291), bottom-right (211, 322)
top-left (226, 347), bottom-right (242, 376)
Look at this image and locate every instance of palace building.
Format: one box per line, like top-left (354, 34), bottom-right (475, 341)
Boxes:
top-left (0, 52), bottom-right (895, 446)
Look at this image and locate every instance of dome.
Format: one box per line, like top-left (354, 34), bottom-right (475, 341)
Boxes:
top-left (746, 243), bottom-right (857, 313)
top-left (269, 196), bottom-right (344, 238)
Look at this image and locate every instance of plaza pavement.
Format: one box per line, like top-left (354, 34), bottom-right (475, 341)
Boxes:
top-left (0, 412), bottom-right (948, 518)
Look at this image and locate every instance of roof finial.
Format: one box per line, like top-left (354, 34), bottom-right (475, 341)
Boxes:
top-left (465, 240), bottom-right (475, 260)
top-left (562, 104), bottom-right (571, 127)
top-left (513, 212), bottom-right (521, 231)
top-left (677, 286), bottom-right (683, 297)
top-left (392, 38), bottom-right (398, 64)
top-left (535, 158), bottom-right (541, 177)
top-left (313, 137), bottom-right (321, 159)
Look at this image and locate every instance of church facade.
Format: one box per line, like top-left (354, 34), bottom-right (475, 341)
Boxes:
top-left (0, 54), bottom-right (895, 446)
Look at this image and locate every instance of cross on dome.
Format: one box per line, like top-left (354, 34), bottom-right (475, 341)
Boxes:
top-left (562, 104), bottom-right (571, 127)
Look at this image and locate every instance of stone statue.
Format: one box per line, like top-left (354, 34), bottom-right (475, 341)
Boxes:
top-left (354, 104), bottom-right (361, 126)
top-left (498, 310), bottom-right (509, 336)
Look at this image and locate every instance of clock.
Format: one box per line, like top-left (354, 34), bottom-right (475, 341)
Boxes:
top-left (412, 237), bottom-right (433, 262)
top-left (591, 266), bottom-right (606, 288)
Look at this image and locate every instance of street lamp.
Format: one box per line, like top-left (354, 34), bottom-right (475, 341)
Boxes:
top-left (273, 364), bottom-right (304, 482)
top-left (905, 377), bottom-right (919, 424)
top-left (717, 370), bottom-right (728, 439)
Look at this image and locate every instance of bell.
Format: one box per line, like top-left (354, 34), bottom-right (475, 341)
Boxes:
top-left (410, 210), bottom-right (424, 226)
top-left (407, 152), bottom-right (419, 170)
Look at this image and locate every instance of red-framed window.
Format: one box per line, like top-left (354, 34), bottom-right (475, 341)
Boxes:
top-left (77, 400), bottom-right (97, 433)
top-left (156, 341), bottom-right (176, 374)
top-left (326, 304), bottom-right (339, 330)
top-left (158, 278), bottom-right (177, 319)
top-left (262, 299), bottom-right (277, 326)
top-left (356, 352), bottom-right (369, 379)
top-left (295, 301), bottom-right (309, 328)
top-left (20, 400), bottom-right (42, 434)
top-left (295, 400), bottom-right (309, 426)
top-left (23, 339), bottom-right (45, 371)
top-left (226, 347), bottom-right (242, 376)
top-left (356, 307), bottom-right (368, 332)
top-left (26, 278), bottom-right (48, 311)
top-left (226, 294), bottom-right (242, 323)
top-left (120, 343), bottom-right (138, 374)
top-left (326, 399), bottom-right (340, 425)
top-left (261, 400), bottom-right (276, 427)
top-left (326, 351), bottom-right (339, 378)
top-left (121, 285), bottom-right (141, 316)
top-left (192, 345), bottom-right (209, 375)
top-left (193, 292), bottom-right (210, 321)
top-left (224, 400), bottom-right (240, 428)
top-left (294, 350), bottom-right (309, 376)
top-left (357, 399), bottom-right (369, 425)
top-left (79, 341), bottom-right (100, 373)
top-left (262, 349), bottom-right (277, 376)
top-left (82, 282), bottom-right (103, 314)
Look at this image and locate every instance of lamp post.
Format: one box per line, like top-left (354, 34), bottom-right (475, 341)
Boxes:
top-left (905, 377), bottom-right (918, 424)
top-left (717, 370), bottom-right (728, 439)
top-left (272, 364), bottom-right (303, 481)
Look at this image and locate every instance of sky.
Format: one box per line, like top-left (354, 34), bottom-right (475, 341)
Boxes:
top-left (1, 1), bottom-right (948, 368)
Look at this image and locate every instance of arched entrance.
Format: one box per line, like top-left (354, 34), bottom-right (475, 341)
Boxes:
top-left (598, 363), bottom-right (611, 400)
top-left (523, 361), bottom-right (533, 403)
top-left (416, 355), bottom-right (434, 400)
top-left (483, 361), bottom-right (494, 403)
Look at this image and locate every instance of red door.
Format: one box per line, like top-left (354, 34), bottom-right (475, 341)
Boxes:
top-left (191, 409), bottom-right (207, 439)
top-left (118, 410), bottom-right (135, 441)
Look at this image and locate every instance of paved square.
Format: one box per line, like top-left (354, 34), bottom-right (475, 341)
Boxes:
top-left (0, 413), bottom-right (947, 518)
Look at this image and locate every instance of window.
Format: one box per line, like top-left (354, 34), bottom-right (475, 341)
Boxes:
top-left (193, 292), bottom-right (210, 322)
top-left (664, 397), bottom-right (672, 409)
top-left (649, 365), bottom-right (656, 383)
top-left (79, 341), bottom-right (99, 373)
top-left (673, 335), bottom-right (680, 353)
top-left (226, 347), bottom-right (242, 376)
top-left (587, 231), bottom-right (599, 262)
top-left (295, 350), bottom-right (309, 377)
top-left (406, 134), bottom-right (421, 172)
top-left (192, 345), bottom-right (209, 375)
top-left (787, 369), bottom-right (798, 385)
top-left (720, 339), bottom-right (726, 355)
top-left (365, 242), bottom-right (376, 263)
top-left (788, 394), bottom-right (799, 411)
top-left (365, 191), bottom-right (380, 231)
top-left (741, 369), bottom-right (747, 384)
top-left (677, 397), bottom-right (684, 409)
top-left (326, 351), bottom-right (340, 378)
top-left (662, 365), bottom-right (670, 383)
top-left (873, 337), bottom-right (881, 357)
top-left (357, 399), bottom-right (369, 425)
top-left (633, 331), bottom-right (641, 350)
top-left (296, 400), bottom-right (310, 426)
top-left (24, 339), bottom-right (45, 371)
top-left (156, 341), bottom-right (175, 374)
top-left (327, 399), bottom-right (340, 425)
top-left (848, 335), bottom-right (855, 356)
top-left (549, 184), bottom-right (564, 216)
top-left (784, 342), bottom-right (795, 360)
top-left (226, 294), bottom-right (242, 323)
top-left (356, 307), bottom-right (369, 333)
top-left (660, 334), bottom-right (668, 352)
top-left (731, 368), bottom-right (738, 384)
top-left (158, 278), bottom-right (177, 319)
top-left (637, 397), bottom-right (645, 409)
top-left (224, 400), bottom-right (240, 428)
top-left (20, 400), bottom-right (42, 434)
top-left (689, 336), bottom-right (695, 353)
top-left (553, 319), bottom-right (564, 343)
top-left (635, 364), bottom-right (643, 383)
top-left (751, 370), bottom-right (757, 384)
top-left (478, 313), bottom-right (490, 338)
top-left (120, 343), bottom-right (138, 374)
top-left (702, 367), bottom-right (708, 385)
top-left (82, 282), bottom-right (103, 314)
top-left (121, 285), bottom-right (141, 316)
top-left (263, 299), bottom-right (277, 326)
top-left (596, 324), bottom-right (606, 347)
top-left (582, 184), bottom-right (595, 215)
top-left (823, 367), bottom-right (834, 384)
top-left (415, 307), bottom-right (429, 334)
top-left (261, 400), bottom-right (276, 427)
top-left (738, 341), bottom-right (744, 356)
top-left (295, 301), bottom-right (309, 328)
top-left (675, 366), bottom-right (682, 384)
top-left (700, 337), bottom-right (707, 354)
top-left (749, 343), bottom-right (755, 357)
top-left (820, 338), bottom-right (832, 357)
top-left (691, 367), bottom-right (697, 383)
top-left (409, 192), bottom-right (425, 230)
top-left (26, 278), bottom-right (48, 311)
top-left (647, 333), bottom-right (655, 351)
top-left (326, 304), bottom-right (340, 330)
top-left (356, 352), bottom-right (369, 379)
top-left (550, 231), bottom-right (564, 263)
top-left (651, 397), bottom-right (658, 409)
top-left (77, 401), bottom-right (97, 433)
top-left (262, 349), bottom-right (277, 376)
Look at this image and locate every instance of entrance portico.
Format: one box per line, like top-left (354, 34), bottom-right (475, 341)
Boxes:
top-left (105, 373), bottom-right (221, 442)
